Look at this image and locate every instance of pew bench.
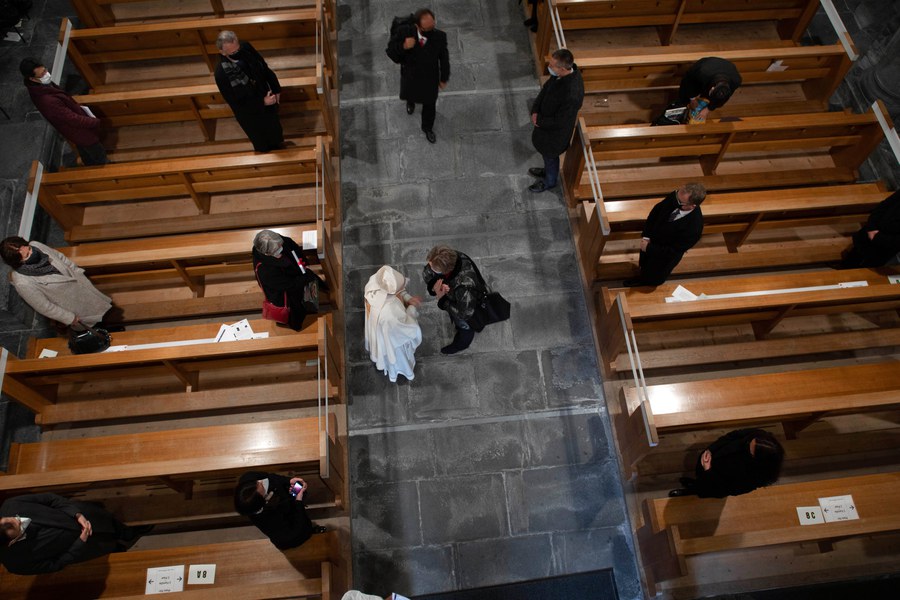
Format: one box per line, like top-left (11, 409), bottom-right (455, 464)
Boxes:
top-left (2, 317), bottom-right (341, 426)
top-left (0, 532), bottom-right (346, 599)
top-left (562, 108), bottom-right (887, 204)
top-left (0, 416), bottom-right (346, 508)
top-left (32, 141), bottom-right (339, 243)
top-left (638, 472), bottom-right (900, 589)
top-left (62, 10), bottom-right (336, 92)
top-left (575, 183), bottom-right (889, 281)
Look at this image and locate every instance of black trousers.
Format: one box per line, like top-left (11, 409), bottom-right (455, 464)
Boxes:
top-left (409, 98), bottom-right (437, 132)
top-left (76, 142), bottom-right (108, 166)
top-left (235, 105), bottom-right (284, 152)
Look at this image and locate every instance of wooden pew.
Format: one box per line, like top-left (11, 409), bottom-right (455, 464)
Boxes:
top-left (71, 0), bottom-right (336, 29)
top-left (0, 532), bottom-right (347, 599)
top-left (535, 0), bottom-right (820, 63)
top-left (74, 72), bottom-right (339, 154)
top-left (0, 417), bottom-right (346, 508)
top-left (1, 316), bottom-right (341, 426)
top-left (61, 10), bottom-right (336, 92)
top-left (574, 183), bottom-right (890, 281)
top-left (31, 142), bottom-right (339, 243)
top-left (48, 224), bottom-right (341, 322)
top-left (561, 106), bottom-right (888, 204)
top-left (638, 472), bottom-right (900, 589)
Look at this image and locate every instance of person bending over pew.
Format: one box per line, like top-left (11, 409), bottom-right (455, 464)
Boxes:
top-left (214, 30), bottom-right (285, 153)
top-left (668, 429), bottom-right (784, 498)
top-left (623, 184), bottom-right (706, 288)
top-left (234, 471), bottom-right (326, 550)
top-left (252, 229), bottom-right (323, 331)
top-left (1, 236), bottom-right (123, 332)
top-left (0, 493), bottom-right (152, 575)
top-left (676, 57), bottom-right (742, 124)
top-left (840, 188), bottom-right (900, 268)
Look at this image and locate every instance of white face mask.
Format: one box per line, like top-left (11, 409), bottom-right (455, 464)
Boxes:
top-left (547, 66), bottom-right (558, 77)
top-left (39, 71), bottom-right (52, 85)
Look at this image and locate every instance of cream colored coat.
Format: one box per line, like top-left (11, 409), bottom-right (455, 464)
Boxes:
top-left (364, 266), bottom-right (422, 382)
top-left (9, 242), bottom-right (112, 327)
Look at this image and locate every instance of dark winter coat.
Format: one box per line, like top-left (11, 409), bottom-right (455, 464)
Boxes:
top-left (24, 81), bottom-right (102, 147)
top-left (677, 57), bottom-right (742, 110)
top-left (638, 191), bottom-right (704, 285)
top-left (693, 429), bottom-right (778, 498)
top-left (0, 493), bottom-right (124, 575)
top-left (423, 252), bottom-right (486, 324)
top-left (386, 28), bottom-right (450, 104)
top-left (531, 65), bottom-right (585, 156)
top-left (846, 189), bottom-right (900, 267)
top-left (252, 235), bottom-right (321, 331)
top-left (237, 471), bottom-right (314, 550)
top-left (214, 41), bottom-right (282, 114)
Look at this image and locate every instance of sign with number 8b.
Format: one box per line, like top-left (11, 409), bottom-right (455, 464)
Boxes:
top-left (187, 564), bottom-right (217, 585)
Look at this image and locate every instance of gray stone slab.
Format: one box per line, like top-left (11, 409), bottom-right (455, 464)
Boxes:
top-left (336, 1), bottom-right (388, 37)
top-left (343, 182), bottom-right (431, 226)
top-left (343, 221), bottom-right (393, 248)
top-left (479, 0), bottom-right (527, 27)
top-left (509, 292), bottom-right (593, 350)
top-left (391, 234), bottom-right (492, 269)
top-left (411, 307), bottom-right (453, 357)
top-left (498, 90), bottom-right (541, 133)
top-left (456, 27), bottom-right (532, 68)
top-left (434, 0), bottom-right (485, 29)
top-left (346, 363), bottom-right (407, 429)
top-left (508, 463), bottom-right (627, 535)
top-left (341, 102), bottom-right (388, 144)
top-left (458, 131), bottom-right (540, 177)
top-left (350, 428), bottom-right (437, 484)
top-left (431, 420), bottom-right (526, 476)
top-left (455, 534), bottom-right (554, 589)
top-left (418, 473), bottom-right (508, 544)
top-left (471, 350), bottom-right (546, 414)
top-left (400, 132), bottom-right (460, 182)
top-left (343, 309), bottom-right (369, 364)
top-left (554, 526), bottom-right (643, 600)
top-left (459, 318), bottom-right (516, 356)
top-left (342, 241), bottom-right (396, 272)
top-left (524, 412), bottom-right (611, 468)
top-left (442, 62), bottom-right (479, 93)
top-left (428, 174), bottom-right (520, 218)
top-left (340, 138), bottom-right (403, 186)
top-left (406, 354), bottom-right (480, 421)
top-left (481, 251), bottom-right (580, 298)
top-left (540, 345), bottom-right (604, 408)
top-left (351, 480), bottom-right (423, 549)
top-left (352, 545), bottom-right (455, 598)
top-left (341, 66), bottom-right (396, 102)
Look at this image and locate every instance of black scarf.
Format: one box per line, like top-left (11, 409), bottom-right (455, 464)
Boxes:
top-left (16, 246), bottom-right (60, 277)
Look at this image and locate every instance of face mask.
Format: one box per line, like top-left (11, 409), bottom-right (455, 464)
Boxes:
top-left (547, 66), bottom-right (558, 77)
top-left (39, 71), bottom-right (52, 85)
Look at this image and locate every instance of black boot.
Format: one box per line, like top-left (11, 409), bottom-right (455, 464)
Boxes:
top-left (441, 328), bottom-right (475, 354)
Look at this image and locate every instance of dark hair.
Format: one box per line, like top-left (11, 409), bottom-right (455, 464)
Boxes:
top-left (19, 58), bottom-right (42, 80)
top-left (709, 80), bottom-right (732, 104)
top-left (415, 8), bottom-right (435, 24)
top-left (751, 430), bottom-right (785, 487)
top-left (234, 479), bottom-right (265, 515)
top-left (552, 48), bottom-right (575, 70)
top-left (1, 236), bottom-right (30, 269)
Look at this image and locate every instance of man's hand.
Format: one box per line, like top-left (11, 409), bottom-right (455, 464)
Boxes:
top-left (263, 91), bottom-right (278, 106)
top-left (70, 316), bottom-right (82, 327)
top-left (531, 112), bottom-right (538, 126)
top-left (407, 295), bottom-right (423, 307)
top-left (274, 92), bottom-right (281, 104)
top-left (693, 107), bottom-right (709, 122)
top-left (868, 229), bottom-right (879, 241)
top-left (640, 238), bottom-right (649, 252)
top-left (403, 37), bottom-right (416, 50)
top-left (432, 278), bottom-right (450, 300)
top-left (700, 450), bottom-right (712, 471)
top-left (439, 81), bottom-right (447, 90)
top-left (76, 513), bottom-right (92, 542)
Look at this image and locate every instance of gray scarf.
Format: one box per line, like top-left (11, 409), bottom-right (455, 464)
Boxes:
top-left (221, 59), bottom-right (252, 90)
top-left (16, 246), bottom-right (60, 277)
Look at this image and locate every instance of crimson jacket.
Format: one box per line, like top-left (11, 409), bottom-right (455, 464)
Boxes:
top-left (24, 81), bottom-right (102, 146)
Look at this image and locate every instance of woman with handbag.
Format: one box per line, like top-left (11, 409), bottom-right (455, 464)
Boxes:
top-left (252, 230), bottom-right (323, 331)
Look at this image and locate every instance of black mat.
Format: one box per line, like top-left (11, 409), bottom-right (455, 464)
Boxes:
top-left (414, 569), bottom-right (619, 600)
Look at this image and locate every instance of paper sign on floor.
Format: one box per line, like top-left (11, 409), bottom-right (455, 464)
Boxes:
top-left (819, 494), bottom-right (860, 522)
top-left (187, 564), bottom-right (217, 585)
top-left (145, 565), bottom-right (185, 594)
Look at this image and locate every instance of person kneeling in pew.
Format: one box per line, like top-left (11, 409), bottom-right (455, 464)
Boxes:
top-left (668, 428), bottom-right (784, 498)
top-left (623, 183), bottom-right (706, 288)
top-left (234, 471), bottom-right (327, 550)
top-left (0, 493), bottom-right (153, 575)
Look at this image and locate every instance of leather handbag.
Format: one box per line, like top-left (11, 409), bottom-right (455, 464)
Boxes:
top-left (468, 260), bottom-right (511, 331)
top-left (254, 263), bottom-right (291, 324)
top-left (68, 326), bottom-right (111, 354)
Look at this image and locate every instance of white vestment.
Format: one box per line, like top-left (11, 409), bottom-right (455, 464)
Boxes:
top-left (364, 266), bottom-right (422, 382)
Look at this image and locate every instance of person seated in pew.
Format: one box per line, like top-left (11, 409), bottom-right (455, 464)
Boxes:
top-left (668, 428), bottom-right (785, 498)
top-left (0, 493), bottom-right (153, 575)
top-left (252, 229), bottom-right (323, 331)
top-left (676, 57), bottom-right (742, 124)
top-left (234, 471), bottom-right (326, 550)
top-left (840, 188), bottom-right (900, 268)
top-left (214, 30), bottom-right (285, 153)
top-left (623, 183), bottom-right (706, 288)
top-left (1, 236), bottom-right (124, 333)
top-left (19, 57), bottom-right (108, 166)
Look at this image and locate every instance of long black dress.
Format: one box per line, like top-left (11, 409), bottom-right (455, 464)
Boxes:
top-left (237, 471), bottom-right (314, 550)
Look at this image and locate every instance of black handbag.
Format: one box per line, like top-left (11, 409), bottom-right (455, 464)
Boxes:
top-left (68, 326), bottom-right (111, 354)
top-left (467, 261), bottom-right (511, 331)
top-left (652, 101), bottom-right (688, 126)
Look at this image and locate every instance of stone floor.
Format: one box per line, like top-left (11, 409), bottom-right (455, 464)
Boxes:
top-left (337, 1), bottom-right (640, 598)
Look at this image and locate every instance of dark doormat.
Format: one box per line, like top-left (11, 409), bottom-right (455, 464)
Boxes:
top-left (415, 569), bottom-right (619, 600)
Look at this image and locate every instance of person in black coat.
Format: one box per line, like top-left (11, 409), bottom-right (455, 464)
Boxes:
top-left (234, 471), bottom-right (325, 550)
top-left (0, 493), bottom-right (151, 575)
top-left (385, 8), bottom-right (450, 143)
top-left (624, 183), bottom-right (706, 287)
top-left (423, 245), bottom-right (488, 355)
top-left (528, 48), bottom-right (585, 193)
top-left (676, 57), bottom-right (742, 122)
top-left (840, 189), bottom-right (900, 268)
top-left (214, 31), bottom-right (284, 153)
top-left (252, 229), bottom-right (323, 331)
top-left (668, 429), bottom-right (785, 498)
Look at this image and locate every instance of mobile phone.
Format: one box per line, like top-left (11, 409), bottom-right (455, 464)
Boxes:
top-left (290, 482), bottom-right (303, 497)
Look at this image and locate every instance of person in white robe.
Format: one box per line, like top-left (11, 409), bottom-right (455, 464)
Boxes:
top-left (364, 266), bottom-right (422, 382)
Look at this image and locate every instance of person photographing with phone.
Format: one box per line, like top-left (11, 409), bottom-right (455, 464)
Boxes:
top-left (234, 471), bottom-right (327, 550)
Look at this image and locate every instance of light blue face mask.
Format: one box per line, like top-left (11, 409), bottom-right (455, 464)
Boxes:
top-left (547, 65), bottom-right (558, 77)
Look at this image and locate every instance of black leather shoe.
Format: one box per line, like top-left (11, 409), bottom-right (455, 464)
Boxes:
top-left (528, 167), bottom-right (545, 178)
top-left (668, 488), bottom-right (696, 498)
top-left (406, 102), bottom-right (415, 115)
top-left (528, 181), bottom-right (556, 193)
top-left (312, 525), bottom-right (327, 534)
top-left (425, 130), bottom-right (436, 143)
top-left (622, 278), bottom-right (648, 288)
top-left (679, 477), bottom-right (696, 488)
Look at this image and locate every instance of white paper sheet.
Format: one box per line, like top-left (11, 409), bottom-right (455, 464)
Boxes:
top-left (819, 494), bottom-right (860, 522)
top-left (796, 505), bottom-right (824, 525)
top-left (187, 564), bottom-right (216, 585)
top-left (145, 565), bottom-right (185, 594)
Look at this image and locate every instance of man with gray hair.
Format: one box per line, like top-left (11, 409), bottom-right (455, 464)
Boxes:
top-left (624, 183), bottom-right (706, 287)
top-left (214, 30), bottom-right (284, 152)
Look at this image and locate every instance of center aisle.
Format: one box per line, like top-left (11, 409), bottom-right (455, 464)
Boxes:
top-left (337, 1), bottom-right (640, 597)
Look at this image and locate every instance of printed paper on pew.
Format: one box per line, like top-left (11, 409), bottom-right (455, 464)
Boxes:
top-left (38, 349), bottom-right (58, 358)
top-left (145, 565), bottom-right (185, 594)
top-left (214, 319), bottom-right (256, 342)
top-left (818, 494), bottom-right (859, 522)
top-left (665, 285), bottom-right (698, 303)
top-left (796, 505), bottom-right (824, 526)
top-left (187, 563), bottom-right (216, 585)
top-left (766, 60), bottom-right (788, 72)
top-left (302, 229), bottom-right (318, 251)
top-left (81, 105), bottom-right (97, 119)
top-left (888, 275), bottom-right (900, 284)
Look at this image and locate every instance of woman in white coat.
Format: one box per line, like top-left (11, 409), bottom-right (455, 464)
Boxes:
top-left (364, 265), bottom-right (422, 382)
top-left (1, 237), bottom-right (114, 329)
